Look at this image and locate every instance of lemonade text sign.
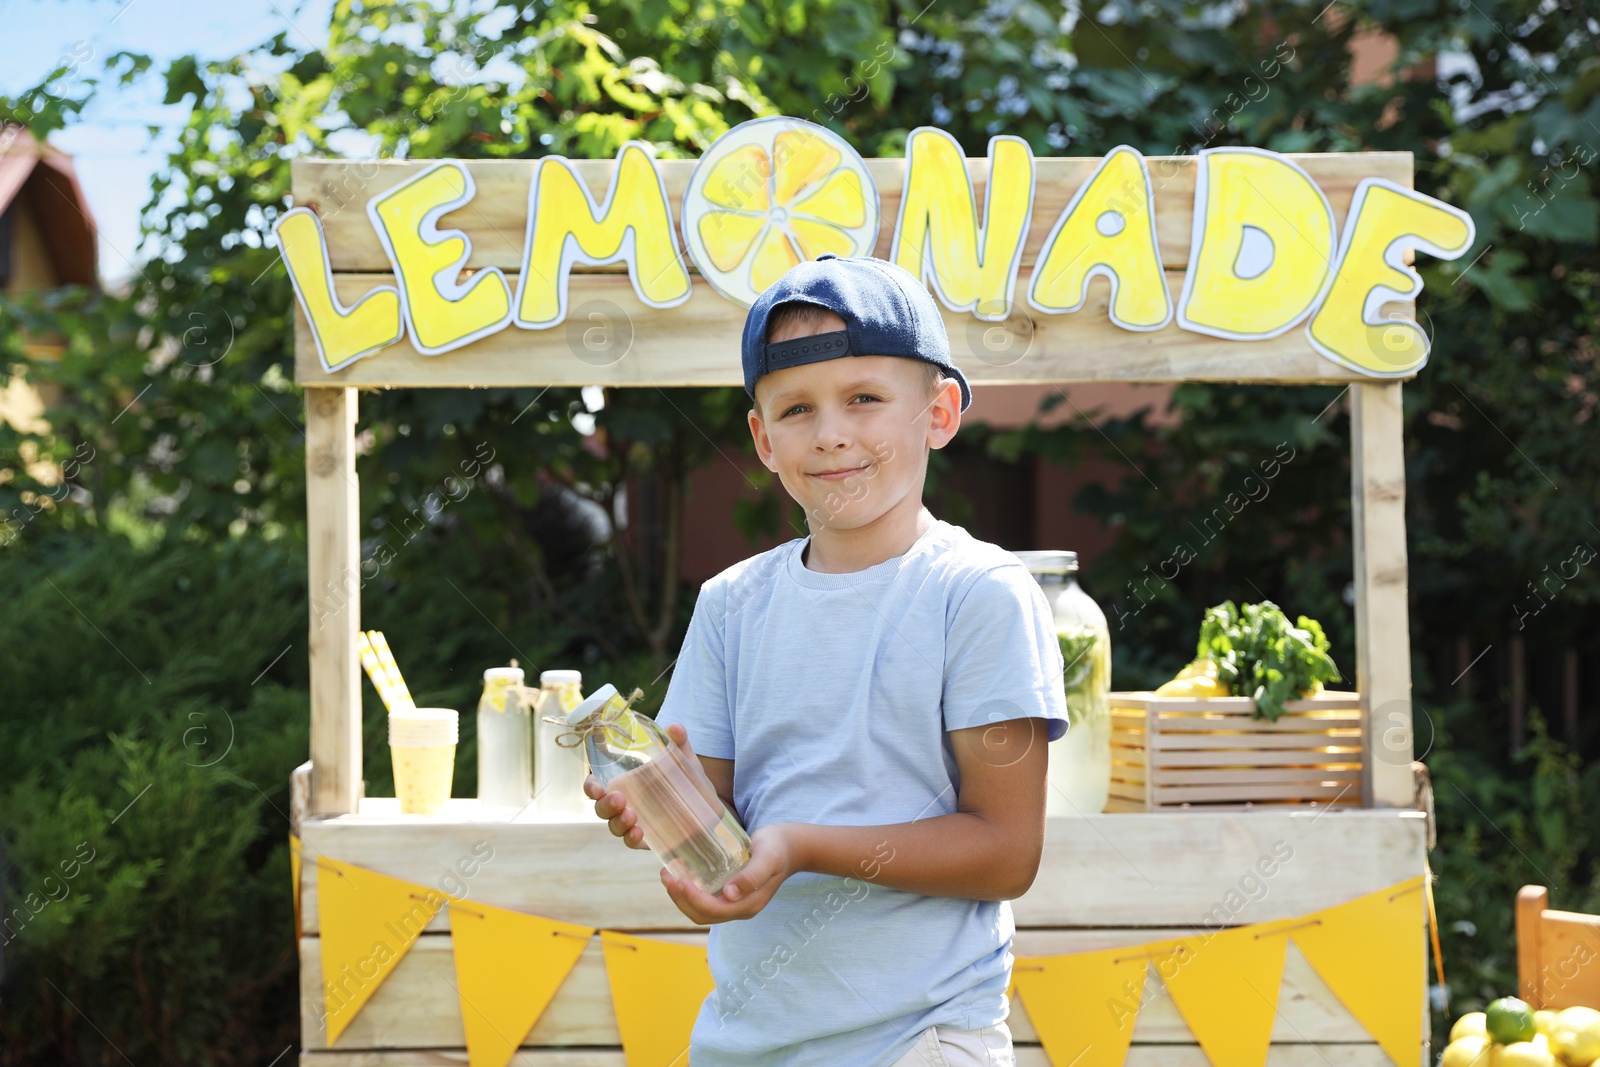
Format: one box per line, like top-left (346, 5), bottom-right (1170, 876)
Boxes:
top-left (279, 117), bottom-right (1473, 386)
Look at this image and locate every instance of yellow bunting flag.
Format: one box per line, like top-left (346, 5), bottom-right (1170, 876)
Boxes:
top-left (317, 857), bottom-right (446, 1046)
top-left (600, 930), bottom-right (713, 1067)
top-left (289, 834), bottom-right (303, 941)
top-left (1154, 924), bottom-right (1290, 1067)
top-left (447, 900), bottom-right (595, 1067)
top-left (1290, 875), bottom-right (1426, 1067)
top-left (1012, 944), bottom-right (1149, 1067)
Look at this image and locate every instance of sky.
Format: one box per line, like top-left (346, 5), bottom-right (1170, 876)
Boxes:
top-left (1, 0), bottom-right (338, 286)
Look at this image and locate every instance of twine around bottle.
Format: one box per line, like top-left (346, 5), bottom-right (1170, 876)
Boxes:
top-left (525, 685), bottom-right (647, 749)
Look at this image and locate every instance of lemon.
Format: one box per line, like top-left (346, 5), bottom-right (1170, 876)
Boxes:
top-left (683, 116), bottom-right (879, 307)
top-left (1557, 1007), bottom-right (1600, 1028)
top-left (1155, 658), bottom-right (1231, 698)
top-left (1442, 1036), bottom-right (1494, 1067)
top-left (1538, 1012), bottom-right (1559, 1036)
top-left (1488, 998), bottom-right (1540, 1045)
top-left (1454, 1013), bottom-right (1490, 1042)
top-left (1551, 1007), bottom-right (1600, 1066)
top-left (1549, 1027), bottom-right (1578, 1064)
top-left (1497, 1040), bottom-right (1557, 1067)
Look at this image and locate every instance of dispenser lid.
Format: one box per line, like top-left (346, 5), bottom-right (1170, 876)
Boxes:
top-left (1011, 550), bottom-right (1078, 574)
top-left (541, 669), bottom-right (582, 686)
top-left (564, 683), bottom-right (618, 725)
top-left (483, 666), bottom-right (525, 684)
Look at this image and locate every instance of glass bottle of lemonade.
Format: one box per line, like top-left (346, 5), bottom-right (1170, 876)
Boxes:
top-left (560, 684), bottom-right (751, 894)
top-left (1013, 551), bottom-right (1112, 815)
top-left (476, 665), bottom-right (532, 810)
top-left (532, 669), bottom-right (589, 819)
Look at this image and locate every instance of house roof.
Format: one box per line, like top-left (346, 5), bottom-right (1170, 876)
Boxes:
top-left (0, 123), bottom-right (98, 287)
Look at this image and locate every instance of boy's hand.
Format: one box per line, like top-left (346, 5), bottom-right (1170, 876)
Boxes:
top-left (583, 770), bottom-right (648, 849)
top-left (583, 722), bottom-right (715, 851)
top-left (660, 823), bottom-right (802, 925)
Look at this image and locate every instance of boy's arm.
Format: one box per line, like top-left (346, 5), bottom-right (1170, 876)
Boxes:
top-left (784, 715), bottom-right (1049, 899)
top-left (699, 753), bottom-right (737, 815)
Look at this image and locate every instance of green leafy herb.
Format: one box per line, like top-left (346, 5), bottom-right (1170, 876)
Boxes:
top-left (1195, 601), bottom-right (1341, 721)
top-left (1057, 628), bottom-right (1101, 693)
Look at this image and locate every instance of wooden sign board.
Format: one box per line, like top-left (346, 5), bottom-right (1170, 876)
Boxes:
top-left (281, 120), bottom-right (1473, 390)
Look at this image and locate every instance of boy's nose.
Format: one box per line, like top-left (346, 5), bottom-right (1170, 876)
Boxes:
top-left (811, 411), bottom-right (851, 451)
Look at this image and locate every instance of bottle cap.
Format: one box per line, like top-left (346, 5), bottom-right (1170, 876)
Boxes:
top-left (483, 666), bottom-right (525, 685)
top-left (541, 669), bottom-right (582, 687)
top-left (564, 683), bottom-right (618, 725)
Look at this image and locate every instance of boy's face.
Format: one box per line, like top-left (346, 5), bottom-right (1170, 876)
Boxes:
top-left (748, 310), bottom-right (961, 534)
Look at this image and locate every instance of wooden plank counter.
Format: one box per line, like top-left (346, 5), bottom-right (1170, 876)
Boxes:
top-left (297, 807), bottom-right (1430, 1065)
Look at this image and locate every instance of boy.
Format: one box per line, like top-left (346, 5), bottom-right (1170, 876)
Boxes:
top-left (584, 252), bottom-right (1069, 1066)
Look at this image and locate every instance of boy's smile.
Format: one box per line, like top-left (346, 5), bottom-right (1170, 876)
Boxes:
top-left (748, 309), bottom-right (962, 572)
top-left (811, 464), bottom-right (871, 480)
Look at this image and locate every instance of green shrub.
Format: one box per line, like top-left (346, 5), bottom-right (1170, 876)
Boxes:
top-left (0, 525), bottom-right (677, 1064)
top-left (0, 531), bottom-right (307, 1064)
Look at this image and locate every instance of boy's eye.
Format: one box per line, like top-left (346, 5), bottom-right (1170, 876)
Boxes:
top-left (780, 395), bottom-right (878, 417)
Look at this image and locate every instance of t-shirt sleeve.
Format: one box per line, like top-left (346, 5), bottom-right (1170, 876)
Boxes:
top-left (942, 563), bottom-right (1071, 742)
top-left (654, 578), bottom-right (735, 760)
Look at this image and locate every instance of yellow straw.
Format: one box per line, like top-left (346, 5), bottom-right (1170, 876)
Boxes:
top-left (356, 632), bottom-right (401, 712)
top-left (367, 631), bottom-right (416, 711)
top-left (366, 631), bottom-right (399, 709)
top-left (355, 631), bottom-right (383, 707)
top-left (371, 633), bottom-right (407, 704)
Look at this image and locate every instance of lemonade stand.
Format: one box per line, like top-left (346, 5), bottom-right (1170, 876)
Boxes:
top-left (284, 118), bottom-right (1468, 1067)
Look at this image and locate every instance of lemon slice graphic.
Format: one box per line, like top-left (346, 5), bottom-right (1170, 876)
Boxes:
top-left (682, 117), bottom-right (880, 307)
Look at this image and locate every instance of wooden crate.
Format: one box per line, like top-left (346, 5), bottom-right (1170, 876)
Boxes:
top-left (1108, 691), bottom-right (1365, 812)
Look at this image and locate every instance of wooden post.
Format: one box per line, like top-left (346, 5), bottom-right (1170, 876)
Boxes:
top-left (1351, 381), bottom-right (1415, 808)
top-left (1517, 884), bottom-right (1550, 1007)
top-left (306, 387), bottom-right (362, 815)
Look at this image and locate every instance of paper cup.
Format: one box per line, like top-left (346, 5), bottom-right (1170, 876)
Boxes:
top-left (389, 707), bottom-right (458, 743)
top-left (389, 708), bottom-right (457, 815)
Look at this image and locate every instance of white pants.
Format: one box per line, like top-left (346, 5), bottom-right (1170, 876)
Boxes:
top-left (888, 1020), bottom-right (1016, 1067)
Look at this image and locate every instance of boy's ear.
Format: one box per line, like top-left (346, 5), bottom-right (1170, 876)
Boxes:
top-left (748, 406), bottom-right (776, 470)
top-left (926, 378), bottom-right (962, 451)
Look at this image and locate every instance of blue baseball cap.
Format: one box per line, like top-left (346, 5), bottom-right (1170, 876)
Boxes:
top-left (741, 253), bottom-right (971, 413)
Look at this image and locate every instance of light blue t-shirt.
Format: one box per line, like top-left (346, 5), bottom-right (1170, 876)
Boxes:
top-left (655, 517), bottom-right (1070, 1067)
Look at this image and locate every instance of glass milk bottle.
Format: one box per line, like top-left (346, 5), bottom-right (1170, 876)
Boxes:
top-left (560, 684), bottom-right (751, 894)
top-left (476, 665), bottom-right (532, 810)
top-left (532, 669), bottom-right (590, 819)
top-left (1014, 551), bottom-right (1112, 815)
